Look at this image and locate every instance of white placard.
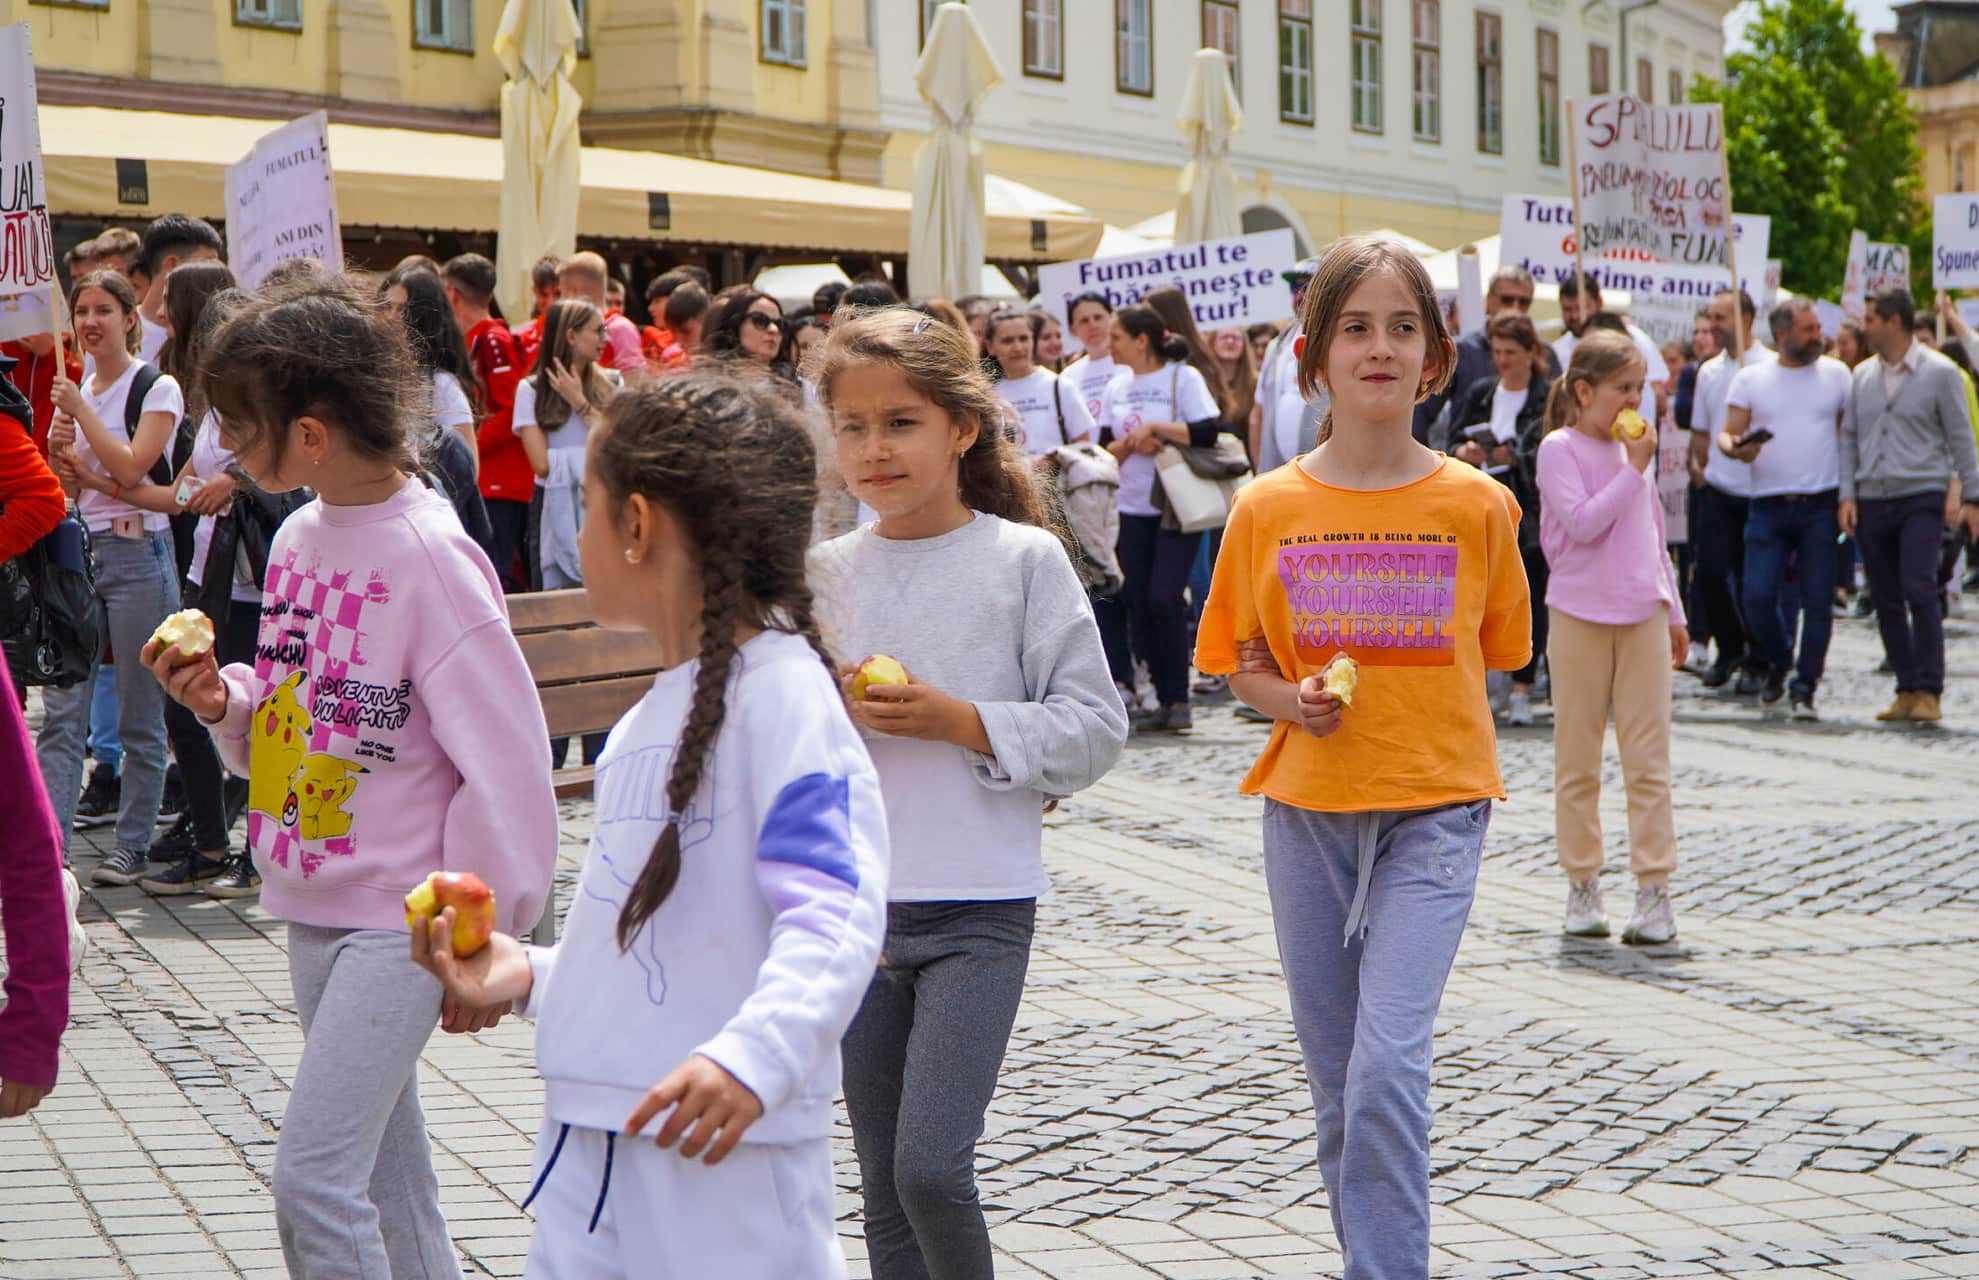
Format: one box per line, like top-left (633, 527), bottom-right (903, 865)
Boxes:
top-left (1865, 241), bottom-right (1911, 296)
top-left (1570, 95), bottom-right (1730, 268)
top-left (1761, 259), bottom-right (1782, 313)
top-left (1658, 425), bottom-right (1689, 546)
top-left (1842, 230), bottom-right (1868, 324)
top-left (1035, 229), bottom-right (1297, 331)
top-left (1932, 194), bottom-right (1979, 290)
top-left (0, 24), bottom-right (56, 297)
top-left (0, 289), bottom-right (51, 342)
top-left (225, 113), bottom-right (343, 289)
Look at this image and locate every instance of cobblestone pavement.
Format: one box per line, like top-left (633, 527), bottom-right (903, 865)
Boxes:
top-left (7, 611), bottom-right (1979, 1277)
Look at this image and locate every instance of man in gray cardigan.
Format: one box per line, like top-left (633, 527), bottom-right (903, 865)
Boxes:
top-left (1840, 288), bottom-right (1979, 723)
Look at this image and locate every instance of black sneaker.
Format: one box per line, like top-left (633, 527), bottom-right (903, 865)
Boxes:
top-left (205, 853), bottom-right (262, 900)
top-left (1733, 668), bottom-right (1765, 698)
top-left (90, 846), bottom-right (148, 887)
top-left (156, 764), bottom-right (185, 825)
top-left (140, 853), bottom-right (228, 896)
top-left (1701, 658), bottom-right (1737, 690)
top-left (148, 812), bottom-right (197, 862)
top-left (1761, 669), bottom-right (1788, 707)
top-left (1790, 685), bottom-right (1819, 721)
top-left (74, 765), bottom-right (120, 830)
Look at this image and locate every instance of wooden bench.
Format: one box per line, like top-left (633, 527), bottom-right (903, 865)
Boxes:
top-left (509, 589), bottom-right (667, 942)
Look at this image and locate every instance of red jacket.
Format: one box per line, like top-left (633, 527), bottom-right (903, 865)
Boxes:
top-left (0, 407), bottom-right (65, 563)
top-left (465, 318), bottom-right (532, 503)
top-left (2, 341), bottom-right (82, 456)
top-left (513, 316), bottom-right (544, 372)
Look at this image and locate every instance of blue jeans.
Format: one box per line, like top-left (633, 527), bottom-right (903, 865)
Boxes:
top-left (36, 530), bottom-right (180, 857)
top-left (1742, 491), bottom-right (1838, 693)
top-left (1263, 799), bottom-right (1488, 1280)
top-left (88, 666), bottom-right (120, 773)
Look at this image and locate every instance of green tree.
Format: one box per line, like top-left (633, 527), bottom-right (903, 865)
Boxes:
top-left (1691, 0), bottom-right (1925, 299)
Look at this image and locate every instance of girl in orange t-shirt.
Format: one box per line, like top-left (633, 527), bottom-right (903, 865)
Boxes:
top-left (1195, 235), bottom-right (1531, 1279)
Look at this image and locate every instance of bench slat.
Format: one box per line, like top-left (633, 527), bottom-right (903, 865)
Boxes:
top-left (552, 766), bottom-right (597, 799)
top-left (541, 675), bottom-right (654, 739)
top-left (519, 627), bottom-right (669, 685)
top-left (508, 588), bottom-right (594, 633)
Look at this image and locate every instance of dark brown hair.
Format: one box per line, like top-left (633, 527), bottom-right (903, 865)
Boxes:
top-left (1295, 235), bottom-right (1456, 444)
top-left (159, 260), bottom-right (239, 417)
top-left (1485, 312), bottom-right (1541, 356)
top-left (1142, 285), bottom-right (1233, 416)
top-left (200, 273), bottom-right (418, 474)
top-left (815, 306), bottom-right (1047, 529)
top-left (530, 299), bottom-right (613, 432)
top-left (1113, 304), bottom-right (1189, 366)
top-left (589, 375), bottom-right (835, 947)
top-left (71, 271), bottom-right (143, 356)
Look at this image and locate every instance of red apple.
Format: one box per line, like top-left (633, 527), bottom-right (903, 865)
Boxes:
top-left (404, 871), bottom-right (497, 957)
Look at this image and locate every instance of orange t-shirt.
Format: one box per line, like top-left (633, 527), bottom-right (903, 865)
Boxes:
top-left (1194, 455), bottom-right (1532, 813)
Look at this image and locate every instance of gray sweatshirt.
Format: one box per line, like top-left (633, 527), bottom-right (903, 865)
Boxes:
top-left (810, 513), bottom-right (1128, 901)
top-left (1840, 343), bottom-right (1979, 502)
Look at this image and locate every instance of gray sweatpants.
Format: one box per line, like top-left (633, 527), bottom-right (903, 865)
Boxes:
top-left (841, 899), bottom-right (1035, 1280)
top-left (35, 529), bottom-right (178, 859)
top-left (1262, 799), bottom-right (1488, 1280)
top-left (276, 924), bottom-right (463, 1280)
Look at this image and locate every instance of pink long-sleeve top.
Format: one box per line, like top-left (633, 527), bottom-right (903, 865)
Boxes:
top-left (0, 662), bottom-right (70, 1090)
top-left (1535, 427), bottom-right (1687, 628)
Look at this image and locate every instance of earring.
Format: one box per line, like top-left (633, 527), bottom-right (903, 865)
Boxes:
top-left (623, 548), bottom-right (641, 565)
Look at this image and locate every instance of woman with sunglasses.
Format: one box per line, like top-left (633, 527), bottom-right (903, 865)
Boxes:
top-left (703, 289), bottom-right (797, 385)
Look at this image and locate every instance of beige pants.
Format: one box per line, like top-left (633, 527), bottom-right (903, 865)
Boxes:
top-left (1548, 607), bottom-right (1677, 886)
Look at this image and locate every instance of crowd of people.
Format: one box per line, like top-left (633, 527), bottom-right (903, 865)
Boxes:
top-left (1, 213), bottom-right (1976, 1280)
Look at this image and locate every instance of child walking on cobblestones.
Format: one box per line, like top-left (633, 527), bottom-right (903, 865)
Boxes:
top-left (811, 308), bottom-right (1128, 1280)
top-left (143, 274), bottom-right (560, 1279)
top-left (412, 375), bottom-right (891, 1279)
top-left (1535, 331), bottom-right (1687, 945)
top-left (1195, 235), bottom-right (1532, 1280)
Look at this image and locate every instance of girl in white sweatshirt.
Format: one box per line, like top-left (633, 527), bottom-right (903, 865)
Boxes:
top-left (412, 375), bottom-right (889, 1279)
top-left (810, 309), bottom-right (1129, 1279)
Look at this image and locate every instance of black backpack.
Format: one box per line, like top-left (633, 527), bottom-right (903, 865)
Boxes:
top-left (0, 386), bottom-right (104, 688)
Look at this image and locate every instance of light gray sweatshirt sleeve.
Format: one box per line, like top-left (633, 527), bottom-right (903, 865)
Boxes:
top-left (966, 543), bottom-right (1129, 798)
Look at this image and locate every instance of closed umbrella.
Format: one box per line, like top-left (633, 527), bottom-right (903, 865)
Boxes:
top-left (909, 2), bottom-right (1002, 301)
top-left (1174, 48), bottom-right (1243, 245)
top-left (493, 0), bottom-right (582, 325)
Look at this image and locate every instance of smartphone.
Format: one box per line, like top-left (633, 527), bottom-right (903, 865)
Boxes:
top-left (175, 477), bottom-right (198, 507)
top-left (1740, 428), bottom-right (1775, 447)
top-left (1464, 423), bottom-right (1500, 445)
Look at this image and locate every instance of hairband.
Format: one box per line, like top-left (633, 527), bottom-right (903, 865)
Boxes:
top-left (911, 314), bottom-right (932, 335)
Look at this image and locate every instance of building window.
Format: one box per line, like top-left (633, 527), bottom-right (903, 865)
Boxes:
top-left (1475, 11), bottom-right (1501, 155)
top-left (414, 0), bottom-right (472, 50)
top-left (1669, 68), bottom-right (1684, 104)
top-left (237, 0), bottom-right (302, 30)
top-left (1959, 144), bottom-right (1974, 193)
top-left (1117, 0), bottom-right (1153, 96)
top-left (1637, 56), bottom-right (1653, 101)
top-left (920, 0), bottom-right (959, 47)
top-left (1411, 0), bottom-right (1439, 142)
top-left (1023, 0), bottom-right (1063, 78)
top-left (1280, 0), bottom-right (1314, 124)
top-left (1588, 43), bottom-right (1609, 94)
top-left (1203, 0), bottom-right (1240, 98)
top-left (1537, 28), bottom-right (1560, 166)
top-left (1351, 0), bottom-right (1382, 134)
top-left (762, 0), bottom-right (807, 65)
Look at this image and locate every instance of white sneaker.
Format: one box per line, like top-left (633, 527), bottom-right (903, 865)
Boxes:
top-left (1507, 691), bottom-right (1534, 726)
top-left (1563, 878), bottom-right (1609, 937)
top-left (1621, 883), bottom-right (1677, 945)
top-left (1683, 642), bottom-right (1712, 675)
top-left (62, 867), bottom-right (88, 972)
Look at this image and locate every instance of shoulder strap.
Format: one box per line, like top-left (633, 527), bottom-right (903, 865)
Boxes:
top-left (1170, 363), bottom-right (1180, 419)
top-left (122, 363), bottom-right (174, 487)
top-left (1054, 375), bottom-right (1067, 445)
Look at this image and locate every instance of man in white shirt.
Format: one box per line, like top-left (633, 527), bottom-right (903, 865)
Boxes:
top-left (1688, 290), bottom-right (1770, 692)
top-left (1554, 276), bottom-right (1670, 423)
top-left (1718, 298), bottom-right (1852, 719)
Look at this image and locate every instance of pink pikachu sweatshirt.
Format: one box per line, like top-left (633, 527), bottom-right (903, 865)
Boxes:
top-left (206, 480), bottom-right (558, 935)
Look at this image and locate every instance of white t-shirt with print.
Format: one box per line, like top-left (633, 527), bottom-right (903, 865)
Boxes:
top-left (1104, 362), bottom-right (1222, 517)
top-left (1724, 354), bottom-right (1851, 498)
top-left (74, 362), bottom-right (184, 533)
top-left (996, 368), bottom-right (1097, 455)
top-left (1064, 354), bottom-right (1117, 433)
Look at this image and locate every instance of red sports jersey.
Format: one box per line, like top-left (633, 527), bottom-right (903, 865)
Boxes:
top-left (465, 318), bottom-right (533, 503)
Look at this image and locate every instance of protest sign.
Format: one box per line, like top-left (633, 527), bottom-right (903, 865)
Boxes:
top-left (0, 289), bottom-right (51, 343)
top-left (1866, 241), bottom-right (1911, 295)
top-left (1762, 259), bottom-right (1782, 312)
top-left (1036, 228), bottom-right (1296, 330)
top-left (1842, 230), bottom-right (1868, 323)
top-left (0, 24), bottom-right (56, 297)
top-left (1658, 424), bottom-right (1688, 546)
top-left (1568, 95), bottom-right (1730, 269)
top-left (225, 113), bottom-right (342, 289)
top-left (1933, 194), bottom-right (1979, 290)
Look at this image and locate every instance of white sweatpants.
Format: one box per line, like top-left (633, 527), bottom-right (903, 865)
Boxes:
top-left (523, 1120), bottom-right (847, 1279)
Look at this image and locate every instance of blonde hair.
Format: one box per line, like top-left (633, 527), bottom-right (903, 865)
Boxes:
top-left (1544, 330), bottom-right (1646, 432)
top-left (1295, 235), bottom-right (1455, 444)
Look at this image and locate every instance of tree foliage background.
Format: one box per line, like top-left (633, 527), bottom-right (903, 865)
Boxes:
top-left (1691, 0), bottom-right (1926, 300)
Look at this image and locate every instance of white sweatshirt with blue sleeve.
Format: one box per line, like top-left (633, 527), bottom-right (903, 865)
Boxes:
top-left (521, 629), bottom-right (889, 1144)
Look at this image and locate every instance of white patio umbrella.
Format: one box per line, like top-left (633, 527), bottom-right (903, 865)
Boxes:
top-left (1173, 48), bottom-right (1243, 245)
top-left (493, 0), bottom-right (582, 325)
top-left (909, 3), bottom-right (1003, 300)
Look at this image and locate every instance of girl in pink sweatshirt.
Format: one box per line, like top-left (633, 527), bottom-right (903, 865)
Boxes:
top-left (144, 275), bottom-right (559, 1279)
top-left (1536, 329), bottom-right (1689, 949)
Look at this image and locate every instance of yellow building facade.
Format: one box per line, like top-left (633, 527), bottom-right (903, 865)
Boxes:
top-left (1879, 3), bottom-right (1979, 203)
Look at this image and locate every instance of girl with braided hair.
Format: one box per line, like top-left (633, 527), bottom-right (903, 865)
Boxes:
top-left (810, 308), bottom-right (1127, 1279)
top-left (412, 373), bottom-right (890, 1278)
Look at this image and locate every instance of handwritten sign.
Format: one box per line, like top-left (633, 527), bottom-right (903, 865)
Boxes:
top-left (224, 113), bottom-right (342, 289)
top-left (0, 288), bottom-right (49, 342)
top-left (1866, 241), bottom-right (1910, 295)
top-left (1933, 194), bottom-right (1979, 290)
top-left (1658, 422), bottom-right (1688, 546)
top-left (0, 25), bottom-right (56, 297)
top-left (1036, 229), bottom-right (1297, 330)
top-left (1570, 95), bottom-right (1729, 269)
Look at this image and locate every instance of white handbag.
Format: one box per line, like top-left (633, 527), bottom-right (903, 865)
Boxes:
top-left (1151, 365), bottom-right (1251, 534)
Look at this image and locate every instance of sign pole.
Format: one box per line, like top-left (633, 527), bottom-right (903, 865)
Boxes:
top-left (1565, 97), bottom-right (1589, 345)
top-left (1713, 104), bottom-right (1745, 357)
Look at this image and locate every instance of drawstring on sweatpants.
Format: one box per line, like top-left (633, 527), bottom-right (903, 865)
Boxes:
top-left (517, 1122), bottom-right (616, 1234)
top-left (1342, 812), bottom-right (1381, 945)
